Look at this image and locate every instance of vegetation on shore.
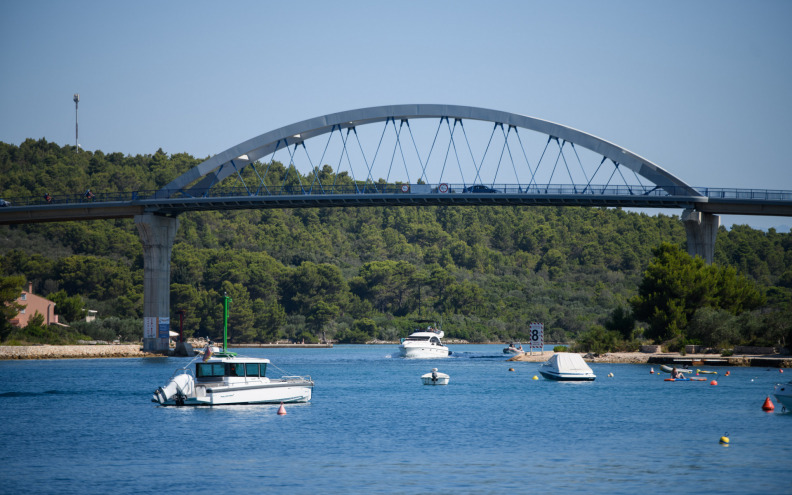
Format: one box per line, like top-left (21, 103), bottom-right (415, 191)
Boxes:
top-left (2, 139), bottom-right (791, 350)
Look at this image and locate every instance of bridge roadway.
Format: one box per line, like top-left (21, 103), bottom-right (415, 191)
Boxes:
top-left (1, 184), bottom-right (791, 225)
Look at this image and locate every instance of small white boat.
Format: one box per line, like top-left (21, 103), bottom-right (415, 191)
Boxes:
top-left (421, 368), bottom-right (450, 385)
top-left (539, 353), bottom-right (596, 381)
top-left (774, 380), bottom-right (792, 411)
top-left (659, 364), bottom-right (693, 374)
top-left (503, 342), bottom-right (524, 354)
top-left (399, 326), bottom-right (450, 359)
top-left (152, 349), bottom-right (314, 406)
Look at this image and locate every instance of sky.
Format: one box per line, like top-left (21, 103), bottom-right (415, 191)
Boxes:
top-left (1, 0), bottom-right (790, 231)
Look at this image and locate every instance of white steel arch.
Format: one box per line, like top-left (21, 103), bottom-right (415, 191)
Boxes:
top-left (159, 104), bottom-right (699, 197)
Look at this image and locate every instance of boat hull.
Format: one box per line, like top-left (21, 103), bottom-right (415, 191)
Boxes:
top-left (774, 382), bottom-right (792, 410)
top-left (399, 345), bottom-right (449, 359)
top-left (539, 370), bottom-right (596, 381)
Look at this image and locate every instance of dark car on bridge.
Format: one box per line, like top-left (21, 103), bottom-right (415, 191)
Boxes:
top-left (462, 185), bottom-right (499, 193)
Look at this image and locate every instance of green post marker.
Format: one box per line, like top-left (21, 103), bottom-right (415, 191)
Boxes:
top-left (223, 292), bottom-right (232, 351)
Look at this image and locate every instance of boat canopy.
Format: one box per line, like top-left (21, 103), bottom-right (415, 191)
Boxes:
top-left (543, 353), bottom-right (594, 374)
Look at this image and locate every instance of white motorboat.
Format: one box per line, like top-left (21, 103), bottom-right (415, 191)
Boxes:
top-left (398, 326), bottom-right (450, 359)
top-left (774, 380), bottom-right (792, 411)
top-left (422, 368), bottom-right (450, 385)
top-left (539, 353), bottom-right (596, 381)
top-left (152, 292), bottom-right (313, 406)
top-left (152, 349), bottom-right (313, 406)
top-left (503, 342), bottom-right (524, 354)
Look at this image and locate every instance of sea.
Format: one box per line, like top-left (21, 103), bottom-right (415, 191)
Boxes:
top-left (0, 344), bottom-right (789, 494)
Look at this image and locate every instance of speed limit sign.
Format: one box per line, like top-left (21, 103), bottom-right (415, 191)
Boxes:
top-left (529, 323), bottom-right (544, 350)
top-left (438, 183), bottom-right (449, 193)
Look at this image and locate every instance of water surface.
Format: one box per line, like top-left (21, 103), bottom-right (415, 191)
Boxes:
top-left (0, 345), bottom-right (789, 494)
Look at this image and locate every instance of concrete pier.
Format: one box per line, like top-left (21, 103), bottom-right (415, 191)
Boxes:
top-left (682, 209), bottom-right (720, 264)
top-left (135, 214), bottom-right (179, 353)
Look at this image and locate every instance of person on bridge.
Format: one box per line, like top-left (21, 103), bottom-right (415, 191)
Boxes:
top-left (84, 189), bottom-right (95, 200)
top-left (44, 193), bottom-right (52, 203)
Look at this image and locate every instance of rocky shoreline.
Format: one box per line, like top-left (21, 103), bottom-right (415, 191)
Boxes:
top-left (1, 344), bottom-right (790, 366)
top-left (0, 344), bottom-right (161, 360)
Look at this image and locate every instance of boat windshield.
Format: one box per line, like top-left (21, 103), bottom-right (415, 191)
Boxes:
top-left (196, 362), bottom-right (267, 378)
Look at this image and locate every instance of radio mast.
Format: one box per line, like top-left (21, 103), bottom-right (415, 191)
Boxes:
top-left (73, 93), bottom-right (80, 148)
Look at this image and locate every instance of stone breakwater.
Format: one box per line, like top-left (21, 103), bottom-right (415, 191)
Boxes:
top-left (0, 345), bottom-right (161, 360)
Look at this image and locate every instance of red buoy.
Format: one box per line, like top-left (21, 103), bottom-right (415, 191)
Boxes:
top-left (710, 380), bottom-right (718, 386)
top-left (725, 370), bottom-right (730, 376)
top-left (780, 369), bottom-right (784, 373)
top-left (650, 368), bottom-right (654, 374)
top-left (762, 397), bottom-right (775, 412)
top-left (277, 402), bottom-right (287, 415)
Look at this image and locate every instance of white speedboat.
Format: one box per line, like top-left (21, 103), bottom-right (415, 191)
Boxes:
top-left (422, 368), bottom-right (450, 385)
top-left (539, 353), bottom-right (596, 381)
top-left (503, 342), bottom-right (524, 354)
top-left (774, 380), bottom-right (792, 411)
top-left (398, 326), bottom-right (450, 359)
top-left (152, 349), bottom-right (313, 406)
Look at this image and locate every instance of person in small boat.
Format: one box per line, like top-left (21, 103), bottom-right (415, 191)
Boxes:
top-left (671, 367), bottom-right (686, 379)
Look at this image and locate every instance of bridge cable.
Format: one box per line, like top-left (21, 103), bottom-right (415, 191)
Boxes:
top-left (472, 123), bottom-right (499, 186)
top-left (558, 140), bottom-right (577, 193)
top-left (229, 159), bottom-right (252, 196)
top-left (530, 136), bottom-right (553, 191)
top-left (395, 120), bottom-right (412, 185)
top-left (438, 117), bottom-right (456, 183)
top-left (504, 126), bottom-right (523, 192)
top-left (351, 127), bottom-right (378, 193)
top-left (366, 118), bottom-right (393, 191)
top-left (449, 119), bottom-right (468, 186)
top-left (492, 123), bottom-right (508, 187)
top-left (513, 127), bottom-right (536, 192)
top-left (299, 141), bottom-right (326, 195)
top-left (569, 142), bottom-right (590, 185)
top-left (385, 118), bottom-right (405, 184)
top-left (546, 138), bottom-right (563, 192)
top-left (583, 156), bottom-right (608, 194)
top-left (341, 127), bottom-right (361, 193)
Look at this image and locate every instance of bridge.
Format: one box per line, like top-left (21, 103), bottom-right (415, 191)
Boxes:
top-left (2, 104), bottom-right (790, 352)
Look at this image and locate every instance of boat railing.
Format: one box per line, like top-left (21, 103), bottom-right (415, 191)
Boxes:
top-left (280, 375), bottom-right (313, 383)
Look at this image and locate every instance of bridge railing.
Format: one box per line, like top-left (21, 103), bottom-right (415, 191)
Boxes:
top-left (2, 185), bottom-right (791, 208)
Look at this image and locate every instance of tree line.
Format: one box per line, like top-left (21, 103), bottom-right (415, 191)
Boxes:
top-left (1, 139), bottom-right (790, 349)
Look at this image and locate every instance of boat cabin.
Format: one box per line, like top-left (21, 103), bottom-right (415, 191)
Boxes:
top-left (195, 359), bottom-right (269, 382)
top-left (401, 334), bottom-right (443, 345)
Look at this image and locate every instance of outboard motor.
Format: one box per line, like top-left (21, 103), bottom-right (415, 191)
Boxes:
top-left (153, 373), bottom-right (195, 405)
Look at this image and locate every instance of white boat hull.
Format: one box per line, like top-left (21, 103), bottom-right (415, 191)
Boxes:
top-left (539, 370), bottom-right (596, 381)
top-left (774, 382), bottom-right (792, 410)
top-left (155, 378), bottom-right (313, 406)
top-left (399, 344), bottom-right (449, 359)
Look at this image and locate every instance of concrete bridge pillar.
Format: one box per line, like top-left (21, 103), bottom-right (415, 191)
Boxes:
top-left (135, 214), bottom-right (179, 352)
top-left (682, 209), bottom-right (719, 264)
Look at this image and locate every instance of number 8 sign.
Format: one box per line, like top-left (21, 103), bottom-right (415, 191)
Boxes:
top-left (529, 322), bottom-right (544, 349)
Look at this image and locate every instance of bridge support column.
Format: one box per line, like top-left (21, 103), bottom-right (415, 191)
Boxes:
top-left (135, 214), bottom-right (179, 353)
top-left (682, 209), bottom-right (719, 264)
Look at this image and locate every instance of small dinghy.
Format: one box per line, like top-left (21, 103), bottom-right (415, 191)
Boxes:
top-left (659, 364), bottom-right (693, 374)
top-left (422, 368), bottom-right (450, 385)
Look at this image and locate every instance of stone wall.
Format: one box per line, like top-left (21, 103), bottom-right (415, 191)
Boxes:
top-left (640, 345), bottom-right (662, 353)
top-left (0, 345), bottom-right (158, 360)
top-left (733, 346), bottom-right (776, 355)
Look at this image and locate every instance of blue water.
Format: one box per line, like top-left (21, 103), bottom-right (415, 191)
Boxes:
top-left (0, 345), bottom-right (789, 494)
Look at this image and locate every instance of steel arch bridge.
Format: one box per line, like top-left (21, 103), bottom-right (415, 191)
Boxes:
top-left (158, 103), bottom-right (700, 203)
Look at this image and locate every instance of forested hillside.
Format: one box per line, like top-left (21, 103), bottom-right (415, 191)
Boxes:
top-left (2, 139), bottom-right (791, 348)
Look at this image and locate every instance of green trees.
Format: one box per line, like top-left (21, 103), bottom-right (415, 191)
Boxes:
top-left (631, 243), bottom-right (765, 344)
top-left (1, 140), bottom-right (790, 347)
top-left (0, 275), bottom-right (25, 341)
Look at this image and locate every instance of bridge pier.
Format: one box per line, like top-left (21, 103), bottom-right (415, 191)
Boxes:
top-left (682, 209), bottom-right (719, 264)
top-left (135, 214), bottom-right (179, 353)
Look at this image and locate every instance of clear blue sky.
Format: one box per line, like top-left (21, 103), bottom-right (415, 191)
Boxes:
top-left (2, 0), bottom-right (790, 230)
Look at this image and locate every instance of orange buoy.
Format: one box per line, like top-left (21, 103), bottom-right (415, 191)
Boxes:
top-left (725, 370), bottom-right (730, 376)
top-left (710, 380), bottom-right (718, 386)
top-left (762, 397), bottom-right (775, 412)
top-left (277, 402), bottom-right (287, 415)
top-left (509, 368), bottom-right (515, 372)
top-left (780, 369), bottom-right (784, 373)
